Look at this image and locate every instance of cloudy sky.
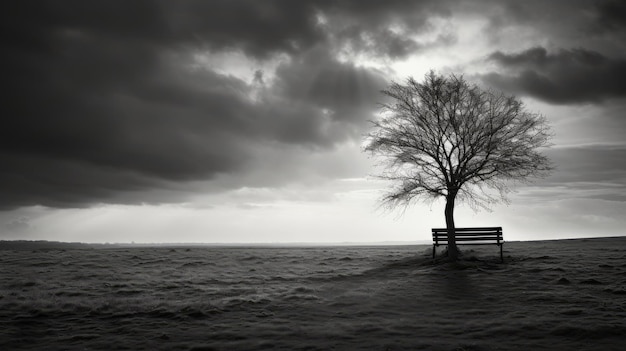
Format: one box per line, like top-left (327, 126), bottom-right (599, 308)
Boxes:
top-left (2, 0), bottom-right (625, 243)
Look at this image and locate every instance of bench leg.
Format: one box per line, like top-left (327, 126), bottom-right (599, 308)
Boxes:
top-left (432, 245), bottom-right (436, 260)
top-left (500, 244), bottom-right (503, 263)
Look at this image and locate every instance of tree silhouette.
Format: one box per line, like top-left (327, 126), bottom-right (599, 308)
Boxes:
top-left (364, 71), bottom-right (552, 261)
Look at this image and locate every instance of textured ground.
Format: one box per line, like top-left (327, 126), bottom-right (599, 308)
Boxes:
top-left (2, 237), bottom-right (626, 350)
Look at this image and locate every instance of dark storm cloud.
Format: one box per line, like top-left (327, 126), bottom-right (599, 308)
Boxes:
top-left (0, 0), bottom-right (323, 59)
top-left (1, 0), bottom-right (404, 209)
top-left (482, 47), bottom-right (626, 104)
top-left (479, 0), bottom-right (620, 35)
top-left (3, 59), bottom-right (253, 179)
top-left (319, 0), bottom-right (451, 59)
top-left (334, 26), bottom-right (422, 59)
top-left (275, 47), bottom-right (387, 120)
top-left (595, 0), bottom-right (626, 31)
top-left (0, 46), bottom-right (385, 209)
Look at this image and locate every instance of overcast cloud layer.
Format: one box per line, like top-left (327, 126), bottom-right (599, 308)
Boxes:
top-left (2, 1), bottom-right (626, 242)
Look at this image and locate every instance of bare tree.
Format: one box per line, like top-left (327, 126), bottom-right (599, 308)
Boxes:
top-left (364, 71), bottom-right (552, 261)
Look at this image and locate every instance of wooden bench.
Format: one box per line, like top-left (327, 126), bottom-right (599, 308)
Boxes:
top-left (432, 227), bottom-right (504, 262)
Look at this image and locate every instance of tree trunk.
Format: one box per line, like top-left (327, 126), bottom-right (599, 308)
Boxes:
top-left (444, 193), bottom-right (459, 261)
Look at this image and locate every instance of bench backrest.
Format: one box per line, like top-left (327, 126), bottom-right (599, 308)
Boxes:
top-left (432, 227), bottom-right (503, 245)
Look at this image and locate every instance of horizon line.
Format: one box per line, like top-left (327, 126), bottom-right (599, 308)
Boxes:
top-left (2, 235), bottom-right (625, 248)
